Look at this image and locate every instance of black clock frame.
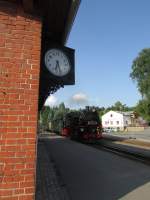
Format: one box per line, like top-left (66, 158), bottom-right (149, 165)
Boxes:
top-left (42, 44), bottom-right (75, 85)
top-left (44, 48), bottom-right (71, 77)
top-left (39, 43), bottom-right (75, 110)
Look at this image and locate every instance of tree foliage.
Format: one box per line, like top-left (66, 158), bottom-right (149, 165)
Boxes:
top-left (135, 100), bottom-right (150, 122)
top-left (40, 106), bottom-right (50, 129)
top-left (104, 101), bottom-right (134, 113)
top-left (130, 48), bottom-right (150, 99)
top-left (40, 103), bottom-right (70, 132)
top-left (130, 48), bottom-right (150, 122)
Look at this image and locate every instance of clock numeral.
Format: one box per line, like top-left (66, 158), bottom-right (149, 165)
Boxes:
top-left (45, 48), bottom-right (70, 77)
top-left (52, 52), bottom-right (59, 57)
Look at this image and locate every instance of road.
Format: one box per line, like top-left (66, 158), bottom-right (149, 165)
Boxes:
top-left (44, 136), bottom-right (150, 200)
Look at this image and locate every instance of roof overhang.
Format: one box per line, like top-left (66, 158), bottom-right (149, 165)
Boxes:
top-left (22, 0), bottom-right (81, 45)
top-left (62, 0), bottom-right (81, 44)
top-left (7, 0), bottom-right (81, 110)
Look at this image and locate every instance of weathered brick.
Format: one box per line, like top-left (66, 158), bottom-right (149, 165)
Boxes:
top-left (13, 188), bottom-right (25, 195)
top-left (0, 38), bottom-right (5, 47)
top-left (0, 1), bottom-right (41, 199)
top-left (25, 187), bottom-right (34, 194)
top-left (0, 190), bottom-right (13, 197)
top-left (19, 195), bottom-right (34, 200)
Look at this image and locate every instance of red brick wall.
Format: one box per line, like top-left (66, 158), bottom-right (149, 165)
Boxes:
top-left (0, 2), bottom-right (41, 199)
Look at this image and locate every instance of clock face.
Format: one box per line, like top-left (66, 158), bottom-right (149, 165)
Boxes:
top-left (44, 48), bottom-right (71, 77)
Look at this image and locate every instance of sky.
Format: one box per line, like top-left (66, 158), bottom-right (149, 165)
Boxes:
top-left (45, 0), bottom-right (150, 109)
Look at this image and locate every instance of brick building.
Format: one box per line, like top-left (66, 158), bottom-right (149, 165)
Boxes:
top-left (0, 0), bottom-right (80, 199)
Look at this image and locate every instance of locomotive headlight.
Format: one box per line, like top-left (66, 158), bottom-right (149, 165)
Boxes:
top-left (92, 129), bottom-right (96, 133)
top-left (80, 128), bottom-right (84, 132)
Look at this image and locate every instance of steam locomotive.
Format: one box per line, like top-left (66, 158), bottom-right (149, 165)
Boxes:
top-left (61, 107), bottom-right (102, 142)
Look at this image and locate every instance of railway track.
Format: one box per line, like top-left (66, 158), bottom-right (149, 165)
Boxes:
top-left (40, 133), bottom-right (150, 165)
top-left (102, 134), bottom-right (150, 149)
top-left (89, 139), bottom-right (150, 165)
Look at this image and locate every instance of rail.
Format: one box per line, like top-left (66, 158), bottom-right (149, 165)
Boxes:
top-left (89, 139), bottom-right (150, 165)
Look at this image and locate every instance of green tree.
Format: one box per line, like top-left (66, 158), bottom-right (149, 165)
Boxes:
top-left (59, 102), bottom-right (65, 111)
top-left (130, 48), bottom-right (150, 122)
top-left (113, 101), bottom-right (126, 111)
top-left (105, 101), bottom-right (129, 112)
top-left (97, 107), bottom-right (105, 119)
top-left (130, 48), bottom-right (150, 99)
top-left (40, 106), bottom-right (50, 129)
top-left (51, 103), bottom-right (70, 133)
top-left (135, 99), bottom-right (150, 122)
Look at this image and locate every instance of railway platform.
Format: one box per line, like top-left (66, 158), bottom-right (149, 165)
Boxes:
top-left (35, 132), bottom-right (150, 199)
top-left (36, 137), bottom-right (70, 200)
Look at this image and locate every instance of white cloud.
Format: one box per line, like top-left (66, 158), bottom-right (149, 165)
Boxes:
top-left (69, 92), bottom-right (89, 106)
top-left (44, 95), bottom-right (58, 107)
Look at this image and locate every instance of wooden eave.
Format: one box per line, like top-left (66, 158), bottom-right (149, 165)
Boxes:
top-left (22, 0), bottom-right (34, 13)
top-left (22, 0), bottom-right (81, 45)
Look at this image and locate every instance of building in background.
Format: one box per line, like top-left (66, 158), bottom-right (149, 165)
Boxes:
top-left (102, 110), bottom-right (147, 132)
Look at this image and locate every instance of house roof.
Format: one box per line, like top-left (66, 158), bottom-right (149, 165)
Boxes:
top-left (116, 111), bottom-right (134, 116)
top-left (102, 110), bottom-right (135, 117)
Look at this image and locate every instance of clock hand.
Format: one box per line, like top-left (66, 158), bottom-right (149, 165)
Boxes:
top-left (55, 60), bottom-right (61, 75)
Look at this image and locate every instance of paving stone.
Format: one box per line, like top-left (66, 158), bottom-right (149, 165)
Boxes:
top-left (36, 140), bottom-right (70, 200)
